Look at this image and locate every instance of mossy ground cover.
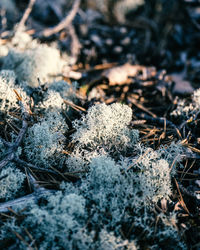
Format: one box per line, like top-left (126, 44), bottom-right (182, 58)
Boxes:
top-left (0, 1), bottom-right (199, 249)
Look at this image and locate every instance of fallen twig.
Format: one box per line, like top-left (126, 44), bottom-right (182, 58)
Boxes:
top-left (68, 24), bottom-right (82, 65)
top-left (16, 0), bottom-right (36, 32)
top-left (39, 0), bottom-right (80, 38)
top-left (63, 99), bottom-right (86, 112)
top-left (128, 97), bottom-right (157, 118)
top-left (135, 113), bottom-right (177, 129)
top-left (0, 189), bottom-right (55, 213)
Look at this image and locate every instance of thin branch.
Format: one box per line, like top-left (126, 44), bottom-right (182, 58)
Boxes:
top-left (16, 0), bottom-right (36, 32)
top-left (0, 189), bottom-right (55, 213)
top-left (63, 99), bottom-right (86, 112)
top-left (14, 157), bottom-right (61, 176)
top-left (135, 112), bottom-right (177, 129)
top-left (40, 0), bottom-right (81, 37)
top-left (68, 24), bottom-right (82, 65)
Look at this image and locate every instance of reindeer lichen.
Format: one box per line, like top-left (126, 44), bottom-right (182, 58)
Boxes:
top-left (0, 164), bottom-right (25, 201)
top-left (0, 70), bottom-right (28, 112)
top-left (171, 88), bottom-right (200, 118)
top-left (2, 45), bottom-right (65, 88)
top-left (24, 112), bottom-right (68, 168)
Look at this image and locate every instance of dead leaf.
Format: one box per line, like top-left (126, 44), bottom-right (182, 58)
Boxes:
top-left (102, 63), bottom-right (146, 86)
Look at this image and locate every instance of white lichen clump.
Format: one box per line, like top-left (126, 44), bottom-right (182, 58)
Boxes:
top-left (0, 164), bottom-right (25, 201)
top-left (0, 98), bottom-right (185, 249)
top-left (2, 45), bottom-right (65, 88)
top-left (66, 103), bottom-right (139, 171)
top-left (68, 103), bottom-right (181, 204)
top-left (98, 230), bottom-right (137, 250)
top-left (139, 156), bottom-right (172, 202)
top-left (72, 103), bottom-right (139, 153)
top-left (171, 88), bottom-right (200, 118)
top-left (24, 112), bottom-right (68, 168)
top-left (0, 70), bottom-right (28, 112)
top-left (42, 90), bottom-right (64, 111)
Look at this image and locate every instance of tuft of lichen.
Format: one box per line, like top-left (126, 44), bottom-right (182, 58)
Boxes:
top-left (0, 153), bottom-right (186, 249)
top-left (74, 103), bottom-right (138, 151)
top-left (0, 164), bottom-right (25, 201)
top-left (2, 45), bottom-right (65, 88)
top-left (0, 70), bottom-right (28, 112)
top-left (171, 88), bottom-right (200, 119)
top-left (24, 112), bottom-right (68, 168)
top-left (0, 96), bottom-right (186, 249)
top-left (66, 103), bottom-right (139, 171)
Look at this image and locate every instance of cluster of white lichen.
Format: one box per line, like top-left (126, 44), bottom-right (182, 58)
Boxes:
top-left (0, 32), bottom-right (37, 65)
top-left (0, 30), bottom-right (69, 90)
top-left (0, 99), bottom-right (186, 249)
top-left (0, 70), bottom-right (28, 112)
top-left (0, 163), bottom-right (25, 201)
top-left (72, 103), bottom-right (139, 151)
top-left (2, 45), bottom-right (65, 88)
top-left (66, 103), bottom-right (139, 171)
top-left (171, 88), bottom-right (200, 118)
top-left (0, 149), bottom-right (185, 249)
top-left (0, 32), bottom-right (187, 249)
top-left (24, 112), bottom-right (68, 169)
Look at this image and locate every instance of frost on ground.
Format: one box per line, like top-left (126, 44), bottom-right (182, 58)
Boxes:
top-left (0, 33), bottom-right (187, 249)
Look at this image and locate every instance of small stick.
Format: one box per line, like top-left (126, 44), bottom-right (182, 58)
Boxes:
top-left (40, 0), bottom-right (80, 37)
top-left (16, 0), bottom-right (36, 32)
top-left (64, 99), bottom-right (86, 112)
top-left (14, 157), bottom-right (62, 176)
top-left (128, 97), bottom-right (157, 118)
top-left (68, 24), bottom-right (82, 64)
top-left (0, 189), bottom-right (55, 213)
top-left (135, 113), bottom-right (176, 129)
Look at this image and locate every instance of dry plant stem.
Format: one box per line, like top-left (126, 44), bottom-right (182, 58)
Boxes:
top-left (0, 189), bottom-right (55, 213)
top-left (128, 97), bottom-right (157, 118)
top-left (16, 0), bottom-right (36, 32)
top-left (14, 157), bottom-right (61, 176)
top-left (40, 0), bottom-right (81, 37)
top-left (68, 24), bottom-right (82, 64)
top-left (63, 99), bottom-right (86, 112)
top-left (136, 113), bottom-right (178, 129)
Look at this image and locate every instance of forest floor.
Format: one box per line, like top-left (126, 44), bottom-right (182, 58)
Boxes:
top-left (0, 0), bottom-right (200, 249)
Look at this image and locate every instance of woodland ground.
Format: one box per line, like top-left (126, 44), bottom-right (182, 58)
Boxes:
top-left (0, 0), bottom-right (200, 249)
